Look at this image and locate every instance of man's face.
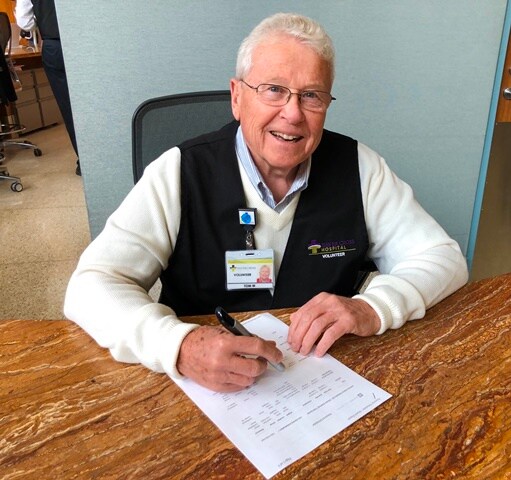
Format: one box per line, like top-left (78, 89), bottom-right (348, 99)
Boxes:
top-left (231, 36), bottom-right (332, 179)
top-left (260, 266), bottom-right (270, 280)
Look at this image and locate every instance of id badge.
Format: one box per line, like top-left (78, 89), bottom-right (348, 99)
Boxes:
top-left (225, 249), bottom-right (275, 290)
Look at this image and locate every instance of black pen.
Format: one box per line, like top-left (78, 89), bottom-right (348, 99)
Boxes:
top-left (215, 306), bottom-right (286, 372)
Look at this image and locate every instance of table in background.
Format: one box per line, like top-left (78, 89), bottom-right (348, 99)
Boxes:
top-left (8, 47), bottom-right (61, 133)
top-left (1, 273), bottom-right (510, 479)
top-left (11, 47), bottom-right (43, 70)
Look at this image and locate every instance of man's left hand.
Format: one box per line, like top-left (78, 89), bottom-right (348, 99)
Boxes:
top-left (287, 293), bottom-right (380, 356)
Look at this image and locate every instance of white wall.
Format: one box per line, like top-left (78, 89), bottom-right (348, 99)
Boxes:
top-left (55, 0), bottom-right (507, 254)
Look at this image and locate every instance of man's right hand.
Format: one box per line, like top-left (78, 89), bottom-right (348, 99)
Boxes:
top-left (176, 325), bottom-right (284, 392)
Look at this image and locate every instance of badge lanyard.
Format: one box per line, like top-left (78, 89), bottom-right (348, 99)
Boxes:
top-left (224, 208), bottom-right (275, 290)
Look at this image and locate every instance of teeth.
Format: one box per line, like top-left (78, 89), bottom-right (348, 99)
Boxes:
top-left (271, 131), bottom-right (301, 141)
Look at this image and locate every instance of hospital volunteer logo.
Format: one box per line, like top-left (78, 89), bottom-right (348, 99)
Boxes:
top-left (308, 239), bottom-right (356, 259)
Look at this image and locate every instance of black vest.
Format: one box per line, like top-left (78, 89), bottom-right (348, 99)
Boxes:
top-left (159, 122), bottom-right (369, 316)
top-left (31, 0), bottom-right (60, 40)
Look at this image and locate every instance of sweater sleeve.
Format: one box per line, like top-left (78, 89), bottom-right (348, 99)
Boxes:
top-left (353, 143), bottom-right (469, 333)
top-left (64, 148), bottom-right (198, 379)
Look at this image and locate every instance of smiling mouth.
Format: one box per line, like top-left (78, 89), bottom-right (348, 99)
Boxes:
top-left (270, 131), bottom-right (303, 142)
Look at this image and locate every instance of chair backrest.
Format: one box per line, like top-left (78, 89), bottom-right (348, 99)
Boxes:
top-left (0, 12), bottom-right (11, 52)
top-left (132, 90), bottom-right (233, 183)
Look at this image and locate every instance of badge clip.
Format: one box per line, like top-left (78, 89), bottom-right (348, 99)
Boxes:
top-left (238, 208), bottom-right (256, 250)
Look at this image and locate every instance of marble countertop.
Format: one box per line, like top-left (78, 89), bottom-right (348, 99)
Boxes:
top-left (1, 273), bottom-right (510, 479)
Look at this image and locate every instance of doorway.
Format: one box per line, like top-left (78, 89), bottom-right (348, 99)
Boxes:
top-left (471, 25), bottom-right (511, 280)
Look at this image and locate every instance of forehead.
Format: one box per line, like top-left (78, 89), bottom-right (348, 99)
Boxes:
top-left (249, 35), bottom-right (333, 88)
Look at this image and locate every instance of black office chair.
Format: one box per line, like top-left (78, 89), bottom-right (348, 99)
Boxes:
top-left (0, 48), bottom-right (23, 191)
top-left (0, 12), bottom-right (42, 191)
top-left (353, 258), bottom-right (378, 293)
top-left (132, 90), bottom-right (233, 183)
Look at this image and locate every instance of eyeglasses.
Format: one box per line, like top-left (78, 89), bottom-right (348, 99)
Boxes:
top-left (240, 80), bottom-right (336, 113)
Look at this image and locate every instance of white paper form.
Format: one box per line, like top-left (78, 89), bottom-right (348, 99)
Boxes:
top-left (174, 313), bottom-right (392, 479)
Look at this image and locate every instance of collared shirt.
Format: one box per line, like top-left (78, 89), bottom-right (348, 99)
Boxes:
top-left (235, 127), bottom-right (310, 213)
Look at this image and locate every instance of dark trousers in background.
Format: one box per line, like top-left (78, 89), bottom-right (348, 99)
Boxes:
top-left (41, 38), bottom-right (78, 156)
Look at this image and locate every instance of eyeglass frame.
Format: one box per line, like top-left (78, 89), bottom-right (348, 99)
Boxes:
top-left (239, 79), bottom-right (336, 112)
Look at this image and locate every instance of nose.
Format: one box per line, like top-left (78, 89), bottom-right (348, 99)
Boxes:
top-left (280, 93), bottom-right (306, 123)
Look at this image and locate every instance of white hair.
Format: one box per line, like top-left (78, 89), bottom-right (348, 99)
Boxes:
top-left (236, 13), bottom-right (335, 82)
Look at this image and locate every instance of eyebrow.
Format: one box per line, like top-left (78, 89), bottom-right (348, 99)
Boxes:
top-left (259, 79), bottom-right (329, 91)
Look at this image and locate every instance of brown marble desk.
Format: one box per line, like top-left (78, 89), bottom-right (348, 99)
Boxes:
top-left (1, 274), bottom-right (510, 479)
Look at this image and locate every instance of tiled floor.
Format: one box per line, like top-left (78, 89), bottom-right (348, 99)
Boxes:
top-left (0, 124), bottom-right (90, 320)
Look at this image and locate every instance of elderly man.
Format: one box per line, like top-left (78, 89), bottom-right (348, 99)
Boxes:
top-left (65, 13), bottom-right (468, 392)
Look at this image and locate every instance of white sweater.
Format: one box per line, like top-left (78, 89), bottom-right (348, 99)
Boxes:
top-left (64, 142), bottom-right (468, 379)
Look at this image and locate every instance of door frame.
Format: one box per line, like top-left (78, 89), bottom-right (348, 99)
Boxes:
top-left (467, 0), bottom-right (511, 270)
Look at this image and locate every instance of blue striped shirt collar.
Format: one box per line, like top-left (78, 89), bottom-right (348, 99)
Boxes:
top-left (235, 126), bottom-right (310, 212)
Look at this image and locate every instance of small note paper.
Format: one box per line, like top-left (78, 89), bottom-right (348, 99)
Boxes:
top-left (174, 313), bottom-right (391, 479)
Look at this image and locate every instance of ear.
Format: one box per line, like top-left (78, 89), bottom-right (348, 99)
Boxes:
top-left (230, 78), bottom-right (241, 121)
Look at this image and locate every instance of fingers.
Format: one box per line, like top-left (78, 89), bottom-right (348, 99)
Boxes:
top-left (297, 313), bottom-right (345, 357)
top-left (289, 306), bottom-right (349, 357)
top-left (197, 355), bottom-right (269, 392)
top-left (177, 326), bottom-right (283, 392)
top-left (312, 317), bottom-right (348, 357)
top-left (288, 294), bottom-right (380, 357)
top-left (247, 336), bottom-right (284, 367)
top-left (288, 292), bottom-right (335, 355)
